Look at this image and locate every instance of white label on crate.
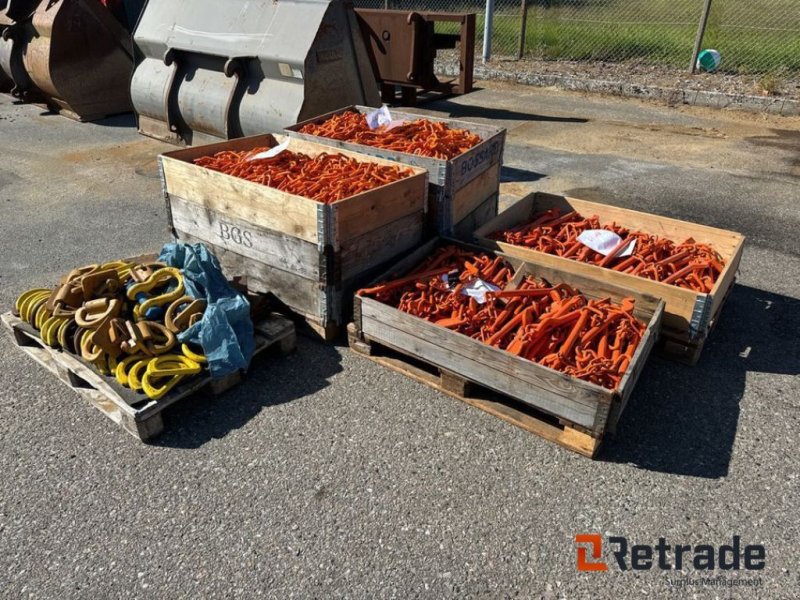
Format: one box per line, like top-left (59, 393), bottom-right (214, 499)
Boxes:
top-left (461, 278), bottom-right (500, 304)
top-left (577, 230), bottom-right (635, 257)
top-left (366, 105), bottom-right (393, 129)
top-left (247, 139), bottom-right (290, 161)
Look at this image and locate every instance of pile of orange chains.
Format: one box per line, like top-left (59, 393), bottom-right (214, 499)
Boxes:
top-left (359, 246), bottom-right (645, 389)
top-left (195, 148), bottom-right (413, 203)
top-left (491, 209), bottom-right (725, 292)
top-left (298, 111), bottom-right (481, 159)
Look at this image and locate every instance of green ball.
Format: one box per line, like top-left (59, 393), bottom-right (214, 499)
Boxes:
top-left (697, 49), bottom-right (721, 72)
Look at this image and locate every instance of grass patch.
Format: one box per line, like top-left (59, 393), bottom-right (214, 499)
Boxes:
top-left (429, 0), bottom-right (800, 74)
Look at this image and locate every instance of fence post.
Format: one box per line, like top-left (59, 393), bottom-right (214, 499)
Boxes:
top-left (483, 0), bottom-right (495, 63)
top-left (690, 0), bottom-right (714, 73)
top-left (517, 0), bottom-right (528, 60)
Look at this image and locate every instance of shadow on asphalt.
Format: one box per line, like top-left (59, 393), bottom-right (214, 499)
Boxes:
top-left (422, 97), bottom-right (589, 124)
top-left (501, 165), bottom-right (547, 183)
top-left (153, 337), bottom-right (343, 449)
top-left (37, 109), bottom-right (136, 129)
top-left (601, 283), bottom-right (799, 479)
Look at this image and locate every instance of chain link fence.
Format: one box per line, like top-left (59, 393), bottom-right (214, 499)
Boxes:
top-left (354, 0), bottom-right (800, 90)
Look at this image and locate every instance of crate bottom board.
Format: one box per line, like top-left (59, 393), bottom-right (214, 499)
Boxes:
top-left (2, 312), bottom-right (296, 441)
top-left (658, 331), bottom-right (707, 366)
top-left (347, 324), bottom-right (602, 458)
top-left (263, 292), bottom-right (343, 342)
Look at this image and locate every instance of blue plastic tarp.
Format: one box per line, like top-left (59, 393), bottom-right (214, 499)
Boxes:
top-left (157, 242), bottom-right (254, 378)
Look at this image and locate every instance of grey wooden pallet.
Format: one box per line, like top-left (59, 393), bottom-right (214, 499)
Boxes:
top-left (2, 312), bottom-right (296, 441)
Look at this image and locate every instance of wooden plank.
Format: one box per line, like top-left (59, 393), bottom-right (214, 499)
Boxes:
top-left (160, 133), bottom-right (280, 164)
top-left (707, 234), bottom-right (744, 325)
top-left (451, 162), bottom-right (501, 225)
top-left (161, 156), bottom-right (322, 245)
top-left (348, 325), bottom-right (601, 458)
top-left (339, 211), bottom-right (426, 282)
top-left (452, 193), bottom-right (499, 241)
top-left (174, 233), bottom-right (324, 321)
top-left (359, 298), bottom-right (609, 430)
top-left (449, 129), bottom-right (505, 190)
top-left (476, 191), bottom-right (745, 257)
top-left (169, 195), bottom-right (322, 282)
top-left (332, 169), bottom-right (427, 244)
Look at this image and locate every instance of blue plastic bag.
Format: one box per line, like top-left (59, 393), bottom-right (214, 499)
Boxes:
top-left (157, 242), bottom-right (254, 378)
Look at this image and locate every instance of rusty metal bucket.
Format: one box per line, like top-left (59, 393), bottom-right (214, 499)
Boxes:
top-left (20, 0), bottom-right (136, 120)
top-left (0, 0), bottom-right (41, 98)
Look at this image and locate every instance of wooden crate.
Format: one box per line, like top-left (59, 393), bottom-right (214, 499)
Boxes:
top-left (349, 239), bottom-right (664, 457)
top-left (160, 133), bottom-right (428, 340)
top-left (285, 105), bottom-right (506, 237)
top-left (2, 312), bottom-right (296, 441)
top-left (474, 192), bottom-right (744, 353)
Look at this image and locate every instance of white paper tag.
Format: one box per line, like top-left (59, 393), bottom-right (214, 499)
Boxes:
top-left (577, 230), bottom-right (635, 257)
top-left (461, 278), bottom-right (500, 304)
top-left (247, 139), bottom-right (290, 161)
top-left (365, 105), bottom-right (393, 129)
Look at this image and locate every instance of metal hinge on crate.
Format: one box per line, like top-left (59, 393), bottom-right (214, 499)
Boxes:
top-left (689, 295), bottom-right (713, 339)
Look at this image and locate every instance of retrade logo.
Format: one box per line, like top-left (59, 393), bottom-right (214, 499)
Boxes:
top-left (575, 534), bottom-right (608, 571)
top-left (574, 534), bottom-right (766, 572)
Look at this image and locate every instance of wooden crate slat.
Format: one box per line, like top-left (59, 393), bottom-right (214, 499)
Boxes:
top-left (169, 195), bottom-right (322, 281)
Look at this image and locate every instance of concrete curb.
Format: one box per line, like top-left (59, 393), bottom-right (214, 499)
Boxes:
top-left (437, 63), bottom-right (800, 117)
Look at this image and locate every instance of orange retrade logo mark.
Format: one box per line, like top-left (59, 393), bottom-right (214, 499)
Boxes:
top-left (575, 534), bottom-right (608, 572)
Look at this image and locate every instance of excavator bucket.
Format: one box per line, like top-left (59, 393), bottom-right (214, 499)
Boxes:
top-left (0, 0), bottom-right (41, 99)
top-left (21, 0), bottom-right (139, 120)
top-left (131, 0), bottom-right (381, 146)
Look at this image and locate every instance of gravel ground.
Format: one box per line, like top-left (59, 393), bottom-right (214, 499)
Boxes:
top-left (0, 85), bottom-right (798, 599)
top-left (436, 53), bottom-right (800, 103)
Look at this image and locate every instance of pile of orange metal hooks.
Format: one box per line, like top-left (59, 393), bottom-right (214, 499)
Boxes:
top-left (358, 246), bottom-right (645, 389)
top-left (491, 209), bottom-right (725, 293)
top-left (194, 148), bottom-right (413, 203)
top-left (298, 111), bottom-right (481, 159)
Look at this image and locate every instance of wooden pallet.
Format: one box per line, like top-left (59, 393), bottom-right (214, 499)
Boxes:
top-left (2, 312), bottom-right (296, 441)
top-left (348, 324), bottom-right (602, 458)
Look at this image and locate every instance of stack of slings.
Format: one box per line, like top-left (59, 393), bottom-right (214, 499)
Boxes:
top-left (14, 260), bottom-right (208, 401)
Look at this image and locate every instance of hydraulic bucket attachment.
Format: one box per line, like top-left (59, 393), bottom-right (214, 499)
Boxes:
top-left (23, 0), bottom-right (139, 120)
top-left (131, 0), bottom-right (381, 146)
top-left (0, 0), bottom-right (144, 121)
top-left (0, 0), bottom-right (41, 99)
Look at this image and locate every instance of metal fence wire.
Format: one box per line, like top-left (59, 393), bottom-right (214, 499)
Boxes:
top-left (354, 0), bottom-right (800, 76)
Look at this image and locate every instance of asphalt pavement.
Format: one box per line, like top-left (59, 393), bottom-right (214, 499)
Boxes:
top-left (0, 85), bottom-right (798, 599)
